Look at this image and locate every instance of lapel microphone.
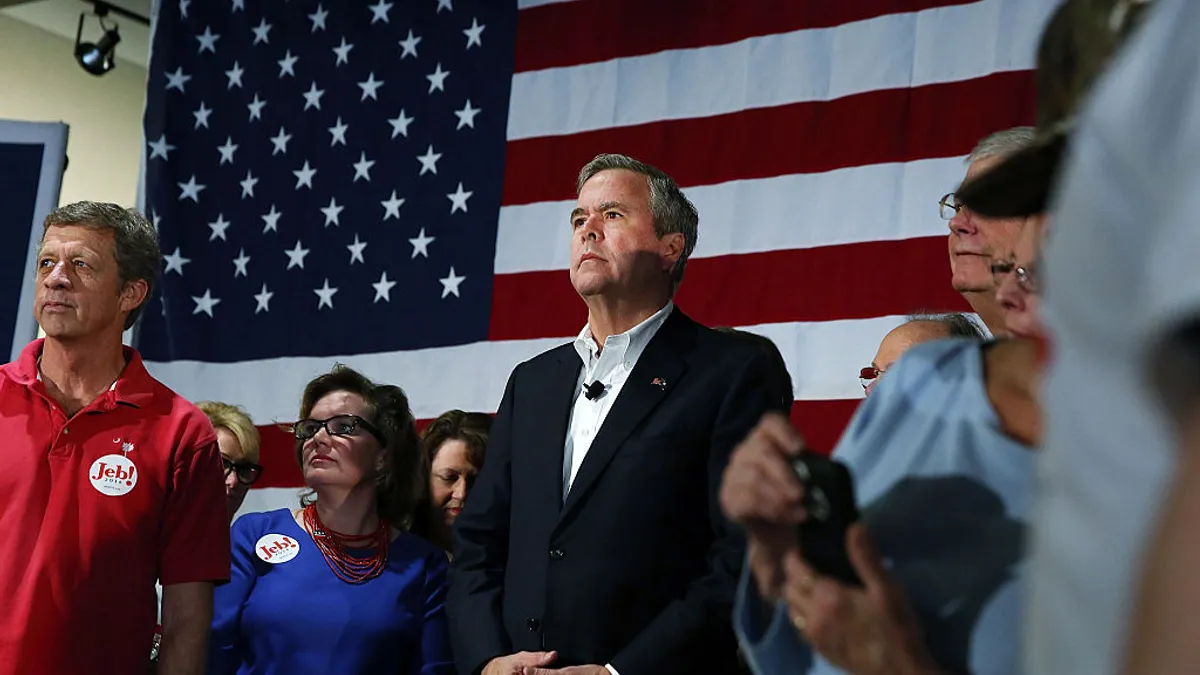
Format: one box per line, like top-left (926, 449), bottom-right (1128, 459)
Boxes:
top-left (583, 380), bottom-right (606, 401)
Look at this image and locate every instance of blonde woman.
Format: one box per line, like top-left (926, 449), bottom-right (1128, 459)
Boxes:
top-left (197, 401), bottom-right (263, 521)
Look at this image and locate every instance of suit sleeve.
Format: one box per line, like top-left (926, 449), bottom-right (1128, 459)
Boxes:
top-left (447, 367), bottom-right (520, 675)
top-left (609, 350), bottom-right (787, 675)
top-left (207, 516), bottom-right (260, 675)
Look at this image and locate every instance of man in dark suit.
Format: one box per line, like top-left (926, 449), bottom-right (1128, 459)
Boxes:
top-left (447, 153), bottom-right (790, 675)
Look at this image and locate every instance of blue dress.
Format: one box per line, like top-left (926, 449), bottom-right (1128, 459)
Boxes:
top-left (209, 508), bottom-right (455, 675)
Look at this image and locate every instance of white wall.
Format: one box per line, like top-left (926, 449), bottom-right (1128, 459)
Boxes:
top-left (0, 11), bottom-right (147, 207)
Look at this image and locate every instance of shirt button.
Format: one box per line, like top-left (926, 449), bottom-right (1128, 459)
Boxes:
top-left (63, 427), bottom-right (70, 435)
top-left (526, 618), bottom-right (541, 631)
top-left (549, 548), bottom-right (564, 561)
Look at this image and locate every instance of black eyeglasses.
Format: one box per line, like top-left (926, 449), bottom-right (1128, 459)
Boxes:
top-left (223, 457), bottom-right (263, 486)
top-left (938, 192), bottom-right (962, 221)
top-left (293, 414), bottom-right (387, 445)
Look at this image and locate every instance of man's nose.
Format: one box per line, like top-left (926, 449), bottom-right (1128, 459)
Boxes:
top-left (949, 209), bottom-right (976, 235)
top-left (43, 262), bottom-right (71, 286)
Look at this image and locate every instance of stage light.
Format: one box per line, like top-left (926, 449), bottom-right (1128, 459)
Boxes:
top-left (74, 6), bottom-right (121, 76)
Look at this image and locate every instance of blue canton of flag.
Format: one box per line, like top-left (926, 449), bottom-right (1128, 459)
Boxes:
top-left (140, 0), bottom-right (517, 362)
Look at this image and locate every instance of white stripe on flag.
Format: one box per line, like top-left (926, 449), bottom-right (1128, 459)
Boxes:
top-left (495, 156), bottom-right (966, 274)
top-left (143, 315), bottom-right (926, 424)
top-left (506, 0), bottom-right (1054, 140)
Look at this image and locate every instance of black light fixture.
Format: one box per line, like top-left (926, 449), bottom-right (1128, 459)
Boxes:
top-left (75, 2), bottom-right (121, 76)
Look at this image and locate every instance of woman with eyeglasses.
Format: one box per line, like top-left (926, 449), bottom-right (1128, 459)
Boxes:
top-left (197, 401), bottom-right (263, 521)
top-left (207, 365), bottom-right (454, 675)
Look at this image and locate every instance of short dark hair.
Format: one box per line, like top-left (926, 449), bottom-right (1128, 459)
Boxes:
top-left (713, 327), bottom-right (794, 410)
top-left (906, 312), bottom-right (987, 340)
top-left (295, 365), bottom-right (422, 528)
top-left (42, 201), bottom-right (161, 330)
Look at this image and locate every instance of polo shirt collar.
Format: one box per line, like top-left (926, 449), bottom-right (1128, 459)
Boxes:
top-left (5, 338), bottom-right (156, 409)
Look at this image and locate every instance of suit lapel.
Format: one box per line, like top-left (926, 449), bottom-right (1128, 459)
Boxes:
top-left (558, 310), bottom-right (692, 523)
top-left (533, 349), bottom-right (582, 520)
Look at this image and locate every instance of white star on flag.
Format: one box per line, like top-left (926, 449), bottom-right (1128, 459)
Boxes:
top-left (247, 93), bottom-right (267, 120)
top-left (309, 5), bottom-right (328, 32)
top-left (368, 0), bottom-right (393, 24)
top-left (437, 0), bottom-right (453, 13)
top-left (254, 283), bottom-right (274, 313)
top-left (232, 248), bottom-right (251, 277)
top-left (358, 73), bottom-right (384, 101)
top-left (409, 228), bottom-right (434, 258)
top-left (399, 30), bottom-right (421, 58)
top-left (163, 247), bottom-right (190, 275)
top-left (447, 182), bottom-right (473, 213)
top-left (293, 161), bottom-right (317, 189)
top-left (239, 171), bottom-right (258, 198)
top-left (208, 214), bottom-right (232, 241)
top-left (314, 279), bottom-right (338, 309)
top-left (270, 127), bottom-right (292, 155)
top-left (463, 18), bottom-right (484, 48)
top-left (426, 63), bottom-right (450, 93)
top-left (261, 205), bottom-right (282, 233)
top-left (440, 267), bottom-right (465, 298)
top-left (191, 289), bottom-right (220, 317)
top-left (217, 136), bottom-right (238, 164)
top-left (285, 240), bottom-right (310, 270)
top-left (388, 109), bottom-right (414, 138)
top-left (381, 191), bottom-right (405, 219)
top-left (372, 271), bottom-right (396, 303)
top-left (328, 117), bottom-right (349, 146)
top-left (251, 19), bottom-right (272, 45)
top-left (196, 26), bottom-right (220, 53)
top-left (165, 67), bottom-right (191, 92)
top-left (347, 234), bottom-right (367, 264)
top-left (333, 38), bottom-right (353, 66)
top-left (320, 197), bottom-right (344, 227)
top-left (302, 82), bottom-right (325, 110)
top-left (278, 50), bottom-right (299, 77)
top-left (353, 152), bottom-right (375, 182)
top-left (417, 145), bottom-right (442, 175)
top-left (454, 100), bottom-right (480, 129)
top-left (148, 135), bottom-right (175, 160)
top-left (177, 175), bottom-right (205, 202)
top-left (225, 61), bottom-right (244, 88)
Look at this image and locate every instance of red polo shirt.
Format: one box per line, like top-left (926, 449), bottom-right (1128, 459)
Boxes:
top-left (0, 339), bottom-right (230, 675)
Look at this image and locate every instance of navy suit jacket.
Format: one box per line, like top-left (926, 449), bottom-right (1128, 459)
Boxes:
top-left (447, 308), bottom-right (788, 675)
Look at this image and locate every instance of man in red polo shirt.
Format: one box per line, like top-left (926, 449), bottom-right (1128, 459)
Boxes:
top-left (0, 202), bottom-right (230, 675)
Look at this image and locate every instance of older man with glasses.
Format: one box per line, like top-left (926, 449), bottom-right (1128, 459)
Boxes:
top-left (939, 126), bottom-right (1036, 337)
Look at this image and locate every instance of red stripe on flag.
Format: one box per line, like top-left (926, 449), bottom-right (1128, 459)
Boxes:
top-left (515, 0), bottom-right (980, 73)
top-left (501, 71), bottom-right (1035, 206)
top-left (251, 402), bottom-right (860, 490)
top-left (489, 236), bottom-right (968, 341)
top-left (791, 399), bottom-right (862, 456)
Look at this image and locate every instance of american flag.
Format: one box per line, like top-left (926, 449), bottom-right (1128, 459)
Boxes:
top-left (139, 0), bottom-right (1050, 513)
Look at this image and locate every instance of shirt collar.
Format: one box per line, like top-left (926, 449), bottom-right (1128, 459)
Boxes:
top-left (4, 338), bottom-right (157, 409)
top-left (573, 301), bottom-right (674, 368)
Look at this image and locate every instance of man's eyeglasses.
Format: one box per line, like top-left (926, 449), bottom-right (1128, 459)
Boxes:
top-left (223, 457), bottom-right (263, 486)
top-left (990, 260), bottom-right (1039, 294)
top-left (293, 414), bottom-right (388, 445)
top-left (938, 193), bottom-right (962, 221)
top-left (859, 366), bottom-right (882, 390)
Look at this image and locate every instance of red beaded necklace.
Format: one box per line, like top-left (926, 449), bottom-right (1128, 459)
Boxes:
top-left (302, 503), bottom-right (389, 584)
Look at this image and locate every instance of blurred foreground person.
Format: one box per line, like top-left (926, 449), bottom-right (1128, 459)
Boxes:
top-left (0, 202), bottom-right (229, 675)
top-left (956, 0), bottom-right (1159, 672)
top-left (208, 365), bottom-right (453, 675)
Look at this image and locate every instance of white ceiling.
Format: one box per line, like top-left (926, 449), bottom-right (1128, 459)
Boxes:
top-left (1, 0), bottom-right (152, 69)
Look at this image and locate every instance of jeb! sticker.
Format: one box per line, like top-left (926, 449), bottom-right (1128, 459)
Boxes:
top-left (88, 454), bottom-right (138, 496)
top-left (255, 534), bottom-right (301, 564)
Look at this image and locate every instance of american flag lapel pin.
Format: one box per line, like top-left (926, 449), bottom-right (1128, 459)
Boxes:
top-left (651, 377), bottom-right (667, 390)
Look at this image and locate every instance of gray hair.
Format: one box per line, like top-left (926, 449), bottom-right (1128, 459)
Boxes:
top-left (576, 153), bottom-right (699, 289)
top-left (906, 311), bottom-right (987, 340)
top-left (42, 201), bottom-right (161, 329)
top-left (967, 126), bottom-right (1037, 164)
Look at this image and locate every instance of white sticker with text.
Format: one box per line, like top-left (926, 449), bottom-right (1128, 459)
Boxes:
top-left (255, 534), bottom-right (301, 564)
top-left (88, 454), bottom-right (138, 496)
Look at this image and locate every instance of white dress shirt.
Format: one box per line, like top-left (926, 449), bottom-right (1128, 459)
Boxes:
top-left (562, 302), bottom-right (673, 501)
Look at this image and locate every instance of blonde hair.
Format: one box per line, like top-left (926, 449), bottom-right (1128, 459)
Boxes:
top-left (197, 401), bottom-right (261, 463)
